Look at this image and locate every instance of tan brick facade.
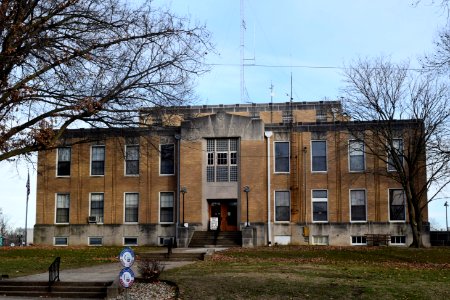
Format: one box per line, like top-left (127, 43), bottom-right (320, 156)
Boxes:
top-left (34, 102), bottom-right (429, 247)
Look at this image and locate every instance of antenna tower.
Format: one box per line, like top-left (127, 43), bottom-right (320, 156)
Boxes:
top-left (240, 0), bottom-right (246, 103)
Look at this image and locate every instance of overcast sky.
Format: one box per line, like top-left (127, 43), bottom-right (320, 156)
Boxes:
top-left (1, 0), bottom-right (449, 231)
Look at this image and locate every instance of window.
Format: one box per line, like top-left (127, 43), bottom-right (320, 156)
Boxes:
top-left (124, 193), bottom-right (139, 223)
top-left (275, 142), bottom-right (290, 173)
top-left (389, 189), bottom-right (406, 221)
top-left (349, 140), bottom-right (365, 172)
top-left (125, 145), bottom-right (139, 175)
top-left (90, 193), bottom-right (104, 223)
top-left (351, 236), bottom-right (367, 245)
top-left (88, 237), bottom-right (103, 246)
top-left (311, 141), bottom-right (327, 172)
top-left (388, 139), bottom-right (403, 171)
top-left (350, 190), bottom-right (366, 222)
top-left (57, 147), bottom-right (71, 176)
top-left (91, 145), bottom-right (105, 175)
top-left (160, 192), bottom-right (174, 223)
top-left (54, 237), bottom-right (68, 246)
top-left (275, 191), bottom-right (290, 222)
top-left (55, 194), bottom-right (70, 223)
top-left (206, 139), bottom-right (238, 182)
top-left (312, 190), bottom-right (328, 222)
top-left (312, 235), bottom-right (329, 245)
top-left (124, 237), bottom-right (138, 246)
top-left (160, 144), bottom-right (174, 175)
top-left (390, 235), bottom-right (406, 245)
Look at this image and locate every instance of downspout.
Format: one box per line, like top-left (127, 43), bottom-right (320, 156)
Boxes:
top-left (175, 134), bottom-right (181, 247)
top-left (265, 131), bottom-right (273, 246)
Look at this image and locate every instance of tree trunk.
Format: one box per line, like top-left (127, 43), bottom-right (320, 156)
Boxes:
top-left (408, 199), bottom-right (424, 248)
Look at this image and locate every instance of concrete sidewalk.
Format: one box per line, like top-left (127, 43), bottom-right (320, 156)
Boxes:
top-left (10, 247), bottom-right (225, 282)
top-left (9, 260), bottom-right (194, 282)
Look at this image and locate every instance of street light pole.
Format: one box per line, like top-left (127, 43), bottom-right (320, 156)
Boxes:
top-left (243, 186), bottom-right (250, 227)
top-left (181, 187), bottom-right (187, 226)
top-left (445, 201), bottom-right (449, 231)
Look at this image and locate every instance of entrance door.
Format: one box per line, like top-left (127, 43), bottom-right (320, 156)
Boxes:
top-left (209, 200), bottom-right (238, 231)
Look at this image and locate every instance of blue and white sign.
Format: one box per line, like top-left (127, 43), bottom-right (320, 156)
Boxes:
top-left (119, 267), bottom-right (135, 288)
top-left (119, 247), bottom-right (135, 268)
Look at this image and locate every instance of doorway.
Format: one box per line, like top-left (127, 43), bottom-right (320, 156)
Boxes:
top-left (208, 200), bottom-right (238, 231)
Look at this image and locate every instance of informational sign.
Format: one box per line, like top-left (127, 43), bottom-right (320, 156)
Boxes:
top-left (119, 247), bottom-right (136, 289)
top-left (119, 267), bottom-right (135, 288)
top-left (210, 217), bottom-right (218, 230)
top-left (119, 247), bottom-right (135, 268)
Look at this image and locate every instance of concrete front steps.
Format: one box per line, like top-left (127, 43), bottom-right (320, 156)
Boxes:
top-left (0, 280), bottom-right (112, 299)
top-left (189, 231), bottom-right (242, 247)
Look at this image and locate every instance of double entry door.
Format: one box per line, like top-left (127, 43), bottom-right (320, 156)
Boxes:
top-left (208, 199), bottom-right (238, 231)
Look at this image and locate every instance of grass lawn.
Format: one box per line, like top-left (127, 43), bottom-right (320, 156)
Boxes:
top-left (1, 245), bottom-right (449, 299)
top-left (0, 246), bottom-right (122, 277)
top-left (161, 246), bottom-right (450, 300)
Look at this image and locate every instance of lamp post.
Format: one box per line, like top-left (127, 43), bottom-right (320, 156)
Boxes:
top-left (445, 201), bottom-right (449, 231)
top-left (243, 186), bottom-right (250, 227)
top-left (181, 187), bottom-right (187, 226)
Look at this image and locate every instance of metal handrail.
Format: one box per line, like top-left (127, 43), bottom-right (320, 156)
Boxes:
top-left (48, 257), bottom-right (60, 290)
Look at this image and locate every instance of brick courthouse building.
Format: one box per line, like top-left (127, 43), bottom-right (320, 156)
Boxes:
top-left (34, 101), bottom-right (429, 247)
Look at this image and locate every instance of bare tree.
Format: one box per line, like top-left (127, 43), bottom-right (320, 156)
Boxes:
top-left (0, 208), bottom-right (11, 239)
top-left (0, 0), bottom-right (212, 162)
top-left (342, 57), bottom-right (450, 247)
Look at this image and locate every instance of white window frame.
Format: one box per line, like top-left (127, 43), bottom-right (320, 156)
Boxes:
top-left (351, 236), bottom-right (367, 245)
top-left (124, 193), bottom-right (139, 224)
top-left (274, 141), bottom-right (290, 173)
top-left (55, 193), bottom-right (70, 224)
top-left (54, 237), bottom-right (68, 246)
top-left (274, 190), bottom-right (290, 223)
top-left (56, 147), bottom-right (71, 177)
top-left (90, 145), bottom-right (105, 176)
top-left (159, 191), bottom-right (175, 224)
top-left (159, 144), bottom-right (175, 176)
top-left (388, 189), bottom-right (406, 222)
top-left (387, 138), bottom-right (403, 172)
top-left (89, 192), bottom-right (104, 224)
top-left (348, 140), bottom-right (365, 172)
top-left (311, 140), bottom-right (327, 172)
top-left (311, 189), bottom-right (328, 223)
top-left (390, 235), bottom-right (406, 245)
top-left (124, 144), bottom-right (139, 176)
top-left (312, 235), bottom-right (329, 245)
top-left (123, 237), bottom-right (138, 246)
top-left (88, 237), bottom-right (103, 246)
top-left (350, 189), bottom-right (367, 223)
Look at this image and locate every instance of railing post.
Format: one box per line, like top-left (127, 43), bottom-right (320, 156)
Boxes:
top-left (48, 257), bottom-right (61, 291)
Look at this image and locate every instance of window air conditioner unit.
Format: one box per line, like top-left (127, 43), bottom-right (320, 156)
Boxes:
top-left (88, 216), bottom-right (97, 223)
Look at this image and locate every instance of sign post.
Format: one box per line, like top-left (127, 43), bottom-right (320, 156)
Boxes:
top-left (119, 247), bottom-right (135, 299)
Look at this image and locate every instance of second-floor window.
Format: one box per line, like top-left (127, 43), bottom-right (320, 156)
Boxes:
top-left (125, 145), bottom-right (139, 175)
top-left (160, 144), bottom-right (174, 175)
top-left (206, 139), bottom-right (238, 182)
top-left (311, 140), bottom-right (327, 172)
top-left (57, 147), bottom-right (71, 176)
top-left (349, 140), bottom-right (365, 172)
top-left (55, 193), bottom-right (70, 223)
top-left (91, 145), bottom-right (105, 176)
top-left (275, 142), bottom-right (290, 173)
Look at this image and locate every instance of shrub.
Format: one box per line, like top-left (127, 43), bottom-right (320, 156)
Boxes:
top-left (137, 259), bottom-right (165, 282)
